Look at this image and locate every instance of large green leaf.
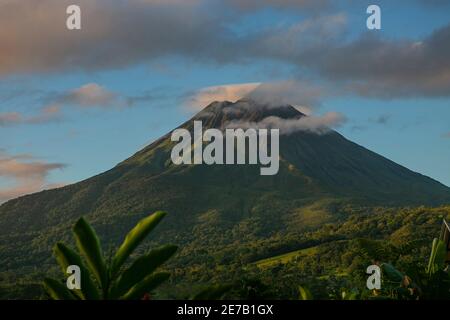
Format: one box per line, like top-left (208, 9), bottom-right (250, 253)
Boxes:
top-left (111, 244), bottom-right (177, 298)
top-left (43, 278), bottom-right (77, 300)
top-left (434, 240), bottom-right (447, 269)
top-left (381, 263), bottom-right (404, 283)
top-left (120, 272), bottom-right (170, 300)
top-left (427, 238), bottom-right (447, 275)
top-left (298, 286), bottom-right (313, 300)
top-left (110, 211), bottom-right (167, 277)
top-left (53, 242), bottom-right (100, 300)
top-left (73, 217), bottom-right (108, 291)
top-left (427, 238), bottom-right (439, 275)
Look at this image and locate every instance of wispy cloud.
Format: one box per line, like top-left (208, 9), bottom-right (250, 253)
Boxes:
top-left (0, 105), bottom-right (62, 127)
top-left (187, 80), bottom-right (327, 112)
top-left (188, 80), bottom-right (346, 134)
top-left (0, 83), bottom-right (136, 127)
top-left (0, 112), bottom-right (22, 127)
top-left (186, 83), bottom-right (261, 110)
top-left (57, 83), bottom-right (118, 108)
top-left (53, 83), bottom-right (159, 109)
top-left (0, 150), bottom-right (67, 203)
top-left (226, 112), bottom-right (346, 135)
top-left (225, 0), bottom-right (331, 12)
top-left (246, 80), bottom-right (326, 110)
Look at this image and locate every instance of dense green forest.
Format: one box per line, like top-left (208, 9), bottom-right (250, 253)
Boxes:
top-left (1, 204), bottom-right (449, 299)
top-left (158, 205), bottom-right (450, 300)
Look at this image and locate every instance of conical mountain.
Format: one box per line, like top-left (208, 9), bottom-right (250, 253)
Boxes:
top-left (115, 98), bottom-right (450, 206)
top-left (0, 99), bottom-right (449, 297)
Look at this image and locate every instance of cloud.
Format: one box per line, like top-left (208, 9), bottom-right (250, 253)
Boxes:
top-left (225, 0), bottom-right (331, 12)
top-left (233, 20), bottom-right (450, 99)
top-left (300, 27), bottom-right (450, 98)
top-left (54, 83), bottom-right (165, 109)
top-left (246, 80), bottom-right (326, 109)
top-left (189, 83), bottom-right (345, 135)
top-left (28, 105), bottom-right (63, 124)
top-left (187, 80), bottom-right (327, 112)
top-left (57, 83), bottom-right (118, 108)
top-left (227, 0), bottom-right (450, 12)
top-left (54, 83), bottom-right (173, 109)
top-left (244, 13), bottom-right (348, 59)
top-left (293, 106), bottom-right (313, 116)
top-left (0, 82), bottom-right (156, 127)
top-left (1, 0), bottom-right (449, 100)
top-left (186, 83), bottom-right (261, 110)
top-left (0, 150), bottom-right (66, 203)
top-left (225, 112), bottom-right (346, 135)
top-left (0, 0), bottom-right (232, 75)
top-left (0, 112), bottom-right (22, 126)
top-left (0, 105), bottom-right (62, 127)
top-left (0, 1), bottom-right (347, 76)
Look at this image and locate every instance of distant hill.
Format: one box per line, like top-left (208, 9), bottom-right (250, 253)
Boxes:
top-left (0, 99), bottom-right (449, 298)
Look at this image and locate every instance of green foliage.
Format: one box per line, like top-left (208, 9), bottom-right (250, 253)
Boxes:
top-left (427, 238), bottom-right (447, 276)
top-left (298, 286), bottom-right (313, 300)
top-left (369, 239), bottom-right (450, 300)
top-left (381, 263), bottom-right (405, 283)
top-left (295, 238), bottom-right (449, 300)
top-left (53, 242), bottom-right (99, 300)
top-left (2, 204), bottom-right (450, 300)
top-left (120, 272), bottom-right (170, 300)
top-left (43, 212), bottom-right (177, 300)
top-left (43, 278), bottom-right (76, 300)
top-left (110, 211), bottom-right (167, 278)
top-left (110, 244), bottom-right (177, 298)
top-left (339, 289), bottom-right (359, 300)
top-left (373, 263), bottom-right (415, 300)
top-left (73, 218), bottom-right (108, 293)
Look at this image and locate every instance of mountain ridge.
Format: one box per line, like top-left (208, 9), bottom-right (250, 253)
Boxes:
top-left (2, 99), bottom-right (450, 212)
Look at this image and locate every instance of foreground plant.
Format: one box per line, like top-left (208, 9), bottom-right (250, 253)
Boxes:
top-left (373, 237), bottom-right (450, 300)
top-left (43, 211), bottom-right (177, 300)
top-left (297, 236), bottom-right (449, 300)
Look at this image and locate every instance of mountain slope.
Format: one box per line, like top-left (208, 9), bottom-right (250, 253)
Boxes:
top-left (0, 99), bottom-right (449, 297)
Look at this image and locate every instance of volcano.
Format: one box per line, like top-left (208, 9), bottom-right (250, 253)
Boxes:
top-left (0, 99), bottom-right (449, 298)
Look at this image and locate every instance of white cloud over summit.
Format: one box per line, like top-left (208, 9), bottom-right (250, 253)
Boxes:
top-left (226, 112), bottom-right (346, 135)
top-left (186, 83), bottom-right (261, 110)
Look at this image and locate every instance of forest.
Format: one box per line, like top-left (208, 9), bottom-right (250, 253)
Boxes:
top-left (1, 204), bottom-right (449, 300)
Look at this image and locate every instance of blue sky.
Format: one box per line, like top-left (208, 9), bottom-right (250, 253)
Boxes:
top-left (1, 0), bottom-right (450, 202)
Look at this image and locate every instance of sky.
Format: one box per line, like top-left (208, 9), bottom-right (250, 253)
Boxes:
top-left (1, 0), bottom-right (450, 203)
